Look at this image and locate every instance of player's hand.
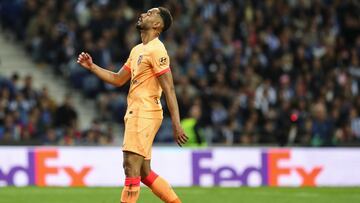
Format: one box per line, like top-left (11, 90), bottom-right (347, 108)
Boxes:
top-left (173, 125), bottom-right (188, 147)
top-left (77, 52), bottom-right (93, 70)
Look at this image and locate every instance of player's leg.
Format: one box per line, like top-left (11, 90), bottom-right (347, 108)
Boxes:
top-left (120, 151), bottom-right (144, 203)
top-left (141, 160), bottom-right (181, 203)
top-left (121, 117), bottom-right (147, 203)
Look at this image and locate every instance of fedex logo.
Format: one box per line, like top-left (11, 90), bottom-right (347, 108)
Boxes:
top-left (192, 150), bottom-right (323, 187)
top-left (0, 149), bottom-right (92, 186)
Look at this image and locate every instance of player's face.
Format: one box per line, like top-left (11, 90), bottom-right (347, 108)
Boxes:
top-left (136, 8), bottom-right (161, 31)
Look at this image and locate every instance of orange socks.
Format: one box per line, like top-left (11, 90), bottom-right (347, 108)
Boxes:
top-left (121, 177), bottom-right (141, 203)
top-left (141, 171), bottom-right (181, 203)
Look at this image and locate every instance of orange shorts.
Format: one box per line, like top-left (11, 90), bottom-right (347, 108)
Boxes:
top-left (122, 117), bottom-right (162, 160)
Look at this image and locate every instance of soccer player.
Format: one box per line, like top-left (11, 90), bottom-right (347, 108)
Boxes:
top-left (77, 7), bottom-right (188, 203)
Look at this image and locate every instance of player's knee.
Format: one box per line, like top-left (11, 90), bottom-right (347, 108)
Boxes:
top-left (140, 160), bottom-right (151, 179)
top-left (123, 159), bottom-right (140, 177)
top-left (140, 166), bottom-right (150, 179)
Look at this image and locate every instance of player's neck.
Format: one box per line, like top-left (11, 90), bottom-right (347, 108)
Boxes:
top-left (140, 31), bottom-right (158, 45)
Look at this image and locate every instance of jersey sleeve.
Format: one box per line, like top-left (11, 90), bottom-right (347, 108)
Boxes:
top-left (123, 49), bottom-right (133, 73)
top-left (151, 49), bottom-right (170, 77)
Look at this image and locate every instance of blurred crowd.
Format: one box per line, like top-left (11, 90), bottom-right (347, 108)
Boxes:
top-left (1, 0), bottom-right (360, 146)
top-left (0, 73), bottom-right (115, 145)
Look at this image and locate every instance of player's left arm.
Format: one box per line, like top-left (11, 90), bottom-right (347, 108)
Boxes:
top-left (158, 72), bottom-right (188, 146)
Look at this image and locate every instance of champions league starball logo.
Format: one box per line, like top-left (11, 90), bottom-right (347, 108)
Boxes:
top-left (159, 57), bottom-right (167, 65)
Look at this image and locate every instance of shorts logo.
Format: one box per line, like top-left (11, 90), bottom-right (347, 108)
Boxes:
top-left (137, 55), bottom-right (143, 65)
top-left (159, 57), bottom-right (167, 65)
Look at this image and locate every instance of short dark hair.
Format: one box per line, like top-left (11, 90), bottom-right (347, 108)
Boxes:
top-left (158, 7), bottom-right (173, 32)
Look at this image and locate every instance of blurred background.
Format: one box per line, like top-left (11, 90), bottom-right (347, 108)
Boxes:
top-left (0, 0), bottom-right (360, 148)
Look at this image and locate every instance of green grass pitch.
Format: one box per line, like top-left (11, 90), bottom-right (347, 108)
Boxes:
top-left (0, 187), bottom-right (359, 203)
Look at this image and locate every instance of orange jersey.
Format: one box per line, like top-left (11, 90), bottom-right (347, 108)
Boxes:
top-left (123, 38), bottom-right (170, 119)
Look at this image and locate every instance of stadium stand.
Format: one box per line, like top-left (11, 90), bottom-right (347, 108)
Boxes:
top-left (0, 0), bottom-right (359, 146)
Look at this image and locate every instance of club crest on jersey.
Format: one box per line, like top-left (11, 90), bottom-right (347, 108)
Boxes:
top-left (137, 55), bottom-right (143, 65)
top-left (159, 57), bottom-right (167, 65)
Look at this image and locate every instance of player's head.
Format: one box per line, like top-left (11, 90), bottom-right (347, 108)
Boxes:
top-left (136, 7), bottom-right (173, 34)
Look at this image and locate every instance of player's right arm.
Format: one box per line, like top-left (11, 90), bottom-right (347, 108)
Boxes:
top-left (77, 52), bottom-right (130, 87)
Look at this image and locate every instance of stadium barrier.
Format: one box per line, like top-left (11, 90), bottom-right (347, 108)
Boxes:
top-left (0, 147), bottom-right (359, 187)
